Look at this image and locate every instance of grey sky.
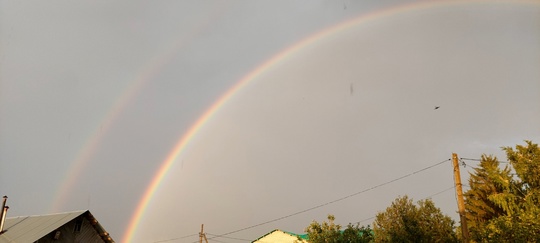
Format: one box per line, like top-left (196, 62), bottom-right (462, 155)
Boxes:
top-left (1, 1), bottom-right (539, 243)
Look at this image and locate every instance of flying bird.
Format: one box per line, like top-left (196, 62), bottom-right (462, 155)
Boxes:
top-left (434, 106), bottom-right (440, 110)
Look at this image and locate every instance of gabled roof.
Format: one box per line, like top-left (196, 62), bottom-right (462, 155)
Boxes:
top-left (0, 210), bottom-right (114, 243)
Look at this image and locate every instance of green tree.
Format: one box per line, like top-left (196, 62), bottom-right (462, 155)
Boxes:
top-left (373, 195), bottom-right (457, 243)
top-left (463, 141), bottom-right (540, 242)
top-left (463, 155), bottom-right (509, 240)
top-left (301, 215), bottom-right (373, 243)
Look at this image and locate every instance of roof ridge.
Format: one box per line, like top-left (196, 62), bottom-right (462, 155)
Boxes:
top-left (5, 209), bottom-right (88, 219)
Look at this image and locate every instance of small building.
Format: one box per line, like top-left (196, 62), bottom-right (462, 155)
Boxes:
top-left (0, 210), bottom-right (114, 243)
top-left (252, 229), bottom-right (308, 243)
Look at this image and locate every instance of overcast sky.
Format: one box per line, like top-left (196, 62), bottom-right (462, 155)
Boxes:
top-left (1, 1), bottom-right (539, 243)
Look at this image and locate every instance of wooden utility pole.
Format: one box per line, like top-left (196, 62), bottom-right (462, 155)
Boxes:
top-left (452, 153), bottom-right (470, 243)
top-left (199, 224), bottom-right (208, 243)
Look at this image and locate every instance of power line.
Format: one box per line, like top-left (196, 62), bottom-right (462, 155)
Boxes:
top-left (206, 234), bottom-right (251, 242)
top-left (210, 239), bottom-right (235, 243)
top-left (355, 216), bottom-right (376, 224)
top-left (156, 159), bottom-right (450, 242)
top-left (202, 159), bottom-right (451, 242)
top-left (422, 186), bottom-right (456, 200)
top-left (351, 185), bottom-right (456, 226)
top-left (460, 157), bottom-right (510, 164)
top-left (153, 233), bottom-right (198, 243)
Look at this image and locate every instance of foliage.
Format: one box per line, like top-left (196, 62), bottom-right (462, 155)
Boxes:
top-left (463, 155), bottom-right (509, 239)
top-left (297, 141), bottom-right (540, 243)
top-left (373, 195), bottom-right (457, 243)
top-left (301, 215), bottom-right (374, 243)
top-left (463, 140), bottom-right (540, 242)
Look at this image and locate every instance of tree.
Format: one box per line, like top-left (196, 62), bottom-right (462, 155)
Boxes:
top-left (301, 215), bottom-right (373, 243)
top-left (463, 155), bottom-right (509, 240)
top-left (464, 141), bottom-right (540, 241)
top-left (373, 195), bottom-right (457, 243)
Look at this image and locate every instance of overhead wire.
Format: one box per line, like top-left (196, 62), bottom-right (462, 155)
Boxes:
top-left (210, 238), bottom-right (236, 243)
top-left (459, 157), bottom-right (516, 181)
top-left (460, 157), bottom-right (510, 164)
top-left (206, 234), bottom-right (252, 242)
top-left (201, 158), bottom-right (510, 242)
top-left (200, 158), bottom-right (451, 242)
top-left (462, 158), bottom-right (527, 197)
top-left (422, 186), bottom-right (456, 200)
top-left (350, 185), bottom-right (456, 226)
top-left (153, 233), bottom-right (198, 243)
top-left (154, 159), bottom-right (451, 242)
top-left (154, 232), bottom-right (252, 243)
top-left (355, 216), bottom-right (376, 224)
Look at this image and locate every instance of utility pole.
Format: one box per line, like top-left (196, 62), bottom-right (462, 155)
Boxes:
top-left (452, 153), bottom-right (470, 243)
top-left (199, 224), bottom-right (208, 243)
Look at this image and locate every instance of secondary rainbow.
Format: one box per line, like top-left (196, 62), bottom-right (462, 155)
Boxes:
top-left (50, 4), bottom-right (229, 212)
top-left (121, 1), bottom-right (539, 242)
top-left (50, 43), bottom-right (183, 212)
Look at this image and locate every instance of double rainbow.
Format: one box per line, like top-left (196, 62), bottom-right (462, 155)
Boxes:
top-left (50, 0), bottom-right (540, 242)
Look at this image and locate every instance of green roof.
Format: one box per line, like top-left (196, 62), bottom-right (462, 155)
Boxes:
top-left (253, 228), bottom-right (373, 242)
top-left (284, 231), bottom-right (309, 239)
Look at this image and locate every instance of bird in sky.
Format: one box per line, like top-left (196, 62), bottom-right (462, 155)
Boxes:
top-left (434, 106), bottom-right (440, 110)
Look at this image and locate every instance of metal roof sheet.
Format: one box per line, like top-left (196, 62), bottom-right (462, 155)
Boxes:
top-left (284, 230), bottom-right (309, 240)
top-left (0, 210), bottom-right (87, 243)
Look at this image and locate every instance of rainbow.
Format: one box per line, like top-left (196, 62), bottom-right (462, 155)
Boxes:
top-left (51, 58), bottom-right (157, 212)
top-left (50, 3), bottom-right (229, 212)
top-left (50, 42), bottom-right (190, 212)
top-left (121, 0), bottom-right (538, 242)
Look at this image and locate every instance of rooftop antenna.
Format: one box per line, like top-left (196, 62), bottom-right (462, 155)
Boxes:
top-left (0, 196), bottom-right (8, 234)
top-left (199, 224), bottom-right (208, 243)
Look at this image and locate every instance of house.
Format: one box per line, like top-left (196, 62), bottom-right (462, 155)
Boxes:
top-left (0, 210), bottom-right (115, 243)
top-left (252, 229), bottom-right (308, 243)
